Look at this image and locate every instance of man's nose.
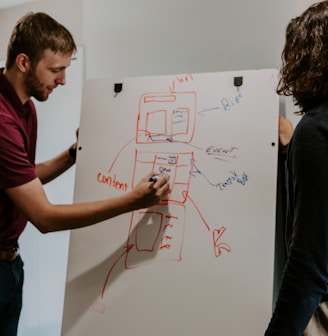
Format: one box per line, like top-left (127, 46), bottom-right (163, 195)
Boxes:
top-left (56, 71), bottom-right (66, 85)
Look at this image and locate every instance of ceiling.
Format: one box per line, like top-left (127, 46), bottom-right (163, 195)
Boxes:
top-left (0, 0), bottom-right (35, 10)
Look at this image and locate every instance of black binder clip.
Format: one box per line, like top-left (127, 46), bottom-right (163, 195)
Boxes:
top-left (234, 77), bottom-right (243, 91)
top-left (114, 83), bottom-right (123, 97)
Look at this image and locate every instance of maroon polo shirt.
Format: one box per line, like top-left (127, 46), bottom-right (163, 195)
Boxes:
top-left (0, 68), bottom-right (37, 249)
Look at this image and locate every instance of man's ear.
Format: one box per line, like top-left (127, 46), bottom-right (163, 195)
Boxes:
top-left (16, 53), bottom-right (30, 73)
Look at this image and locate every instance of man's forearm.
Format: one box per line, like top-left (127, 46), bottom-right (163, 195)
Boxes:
top-left (35, 144), bottom-right (76, 184)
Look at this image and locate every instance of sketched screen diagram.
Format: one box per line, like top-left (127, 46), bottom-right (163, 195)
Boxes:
top-left (96, 83), bottom-right (232, 305)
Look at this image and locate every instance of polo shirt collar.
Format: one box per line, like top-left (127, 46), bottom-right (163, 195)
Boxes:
top-left (0, 67), bottom-right (33, 117)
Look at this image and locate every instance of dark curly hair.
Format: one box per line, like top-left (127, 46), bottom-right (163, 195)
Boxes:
top-left (277, 1), bottom-right (328, 113)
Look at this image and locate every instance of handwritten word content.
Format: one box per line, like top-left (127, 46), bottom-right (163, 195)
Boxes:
top-left (172, 109), bottom-right (188, 125)
top-left (221, 91), bottom-right (242, 111)
top-left (191, 161), bottom-right (248, 190)
top-left (168, 73), bottom-right (194, 92)
top-left (206, 146), bottom-right (238, 160)
top-left (217, 170), bottom-right (248, 191)
top-left (97, 172), bottom-right (128, 192)
top-left (198, 91), bottom-right (243, 117)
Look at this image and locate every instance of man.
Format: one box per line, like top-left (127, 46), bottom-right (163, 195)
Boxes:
top-left (0, 12), bottom-right (170, 335)
top-left (265, 1), bottom-right (328, 335)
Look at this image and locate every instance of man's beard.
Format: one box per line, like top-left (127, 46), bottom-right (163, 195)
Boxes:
top-left (24, 68), bottom-right (49, 102)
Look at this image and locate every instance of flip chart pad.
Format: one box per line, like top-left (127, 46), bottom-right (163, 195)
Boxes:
top-left (62, 69), bottom-right (279, 336)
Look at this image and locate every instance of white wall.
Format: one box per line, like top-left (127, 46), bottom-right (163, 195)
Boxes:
top-left (0, 0), bottom-right (313, 335)
top-left (299, 0), bottom-right (318, 11)
top-left (84, 0), bottom-right (297, 79)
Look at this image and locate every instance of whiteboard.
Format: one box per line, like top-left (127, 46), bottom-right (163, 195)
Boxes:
top-left (62, 69), bottom-right (279, 336)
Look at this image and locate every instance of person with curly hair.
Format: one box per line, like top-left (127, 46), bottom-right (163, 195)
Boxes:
top-left (265, 1), bottom-right (328, 335)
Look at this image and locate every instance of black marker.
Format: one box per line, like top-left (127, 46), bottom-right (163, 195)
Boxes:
top-left (149, 176), bottom-right (159, 183)
top-left (149, 174), bottom-right (170, 182)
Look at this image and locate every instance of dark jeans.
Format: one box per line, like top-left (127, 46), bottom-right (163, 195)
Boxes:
top-left (0, 256), bottom-right (24, 336)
